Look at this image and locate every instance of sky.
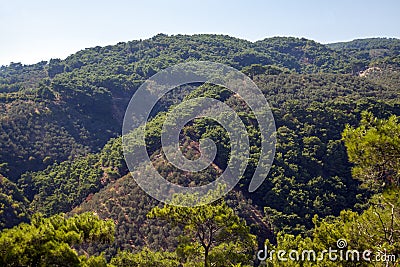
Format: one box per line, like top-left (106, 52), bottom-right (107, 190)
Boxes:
top-left (0, 0), bottom-right (399, 66)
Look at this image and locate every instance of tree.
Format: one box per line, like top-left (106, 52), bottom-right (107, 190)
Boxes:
top-left (241, 64), bottom-right (286, 78)
top-left (148, 194), bottom-right (256, 267)
top-left (0, 212), bottom-right (114, 266)
top-left (109, 248), bottom-right (180, 267)
top-left (262, 113), bottom-right (400, 266)
top-left (0, 174), bottom-right (29, 230)
top-left (48, 58), bottom-right (65, 78)
top-left (264, 191), bottom-right (400, 267)
top-left (342, 112), bottom-right (400, 189)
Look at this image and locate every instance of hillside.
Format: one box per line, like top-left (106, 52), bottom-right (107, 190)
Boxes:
top-left (1, 34), bottom-right (397, 180)
top-left (0, 34), bottom-right (400, 266)
top-left (328, 37), bottom-right (400, 60)
top-left (0, 174), bottom-right (29, 229)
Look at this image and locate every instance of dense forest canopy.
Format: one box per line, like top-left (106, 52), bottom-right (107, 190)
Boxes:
top-left (0, 34), bottom-right (399, 266)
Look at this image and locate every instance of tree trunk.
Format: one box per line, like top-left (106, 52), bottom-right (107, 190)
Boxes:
top-left (204, 246), bottom-right (209, 267)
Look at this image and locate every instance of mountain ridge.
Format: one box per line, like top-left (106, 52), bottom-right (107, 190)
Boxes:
top-left (0, 34), bottom-right (400, 264)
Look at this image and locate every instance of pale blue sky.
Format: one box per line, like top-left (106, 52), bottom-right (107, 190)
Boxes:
top-left (0, 0), bottom-right (399, 66)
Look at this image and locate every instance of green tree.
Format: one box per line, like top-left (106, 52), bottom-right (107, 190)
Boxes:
top-left (0, 212), bottom-right (114, 266)
top-left (0, 174), bottom-right (29, 229)
top-left (342, 112), bottom-right (400, 189)
top-left (109, 248), bottom-right (180, 267)
top-left (263, 113), bottom-right (400, 266)
top-left (264, 192), bottom-right (400, 266)
top-left (242, 64), bottom-right (287, 78)
top-left (48, 58), bottom-right (65, 78)
top-left (148, 195), bottom-right (256, 267)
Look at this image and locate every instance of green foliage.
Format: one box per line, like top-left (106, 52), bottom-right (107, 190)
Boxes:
top-left (0, 61), bottom-right (47, 93)
top-left (241, 64), bottom-right (289, 78)
top-left (255, 72), bottom-right (399, 108)
top-left (21, 72), bottom-right (399, 247)
top-left (0, 174), bottom-right (29, 230)
top-left (254, 37), bottom-right (352, 73)
top-left (110, 248), bottom-right (180, 267)
top-left (148, 195), bottom-right (256, 267)
top-left (1, 34), bottom-right (400, 265)
top-left (328, 37), bottom-right (400, 62)
top-left (20, 154), bottom-right (103, 215)
top-left (0, 212), bottom-right (114, 266)
top-left (265, 190), bottom-right (400, 266)
top-left (1, 34), bottom-right (399, 180)
top-left (263, 113), bottom-right (400, 266)
top-left (18, 137), bottom-right (126, 216)
top-left (72, 172), bottom-right (182, 259)
top-left (343, 112), bottom-right (400, 189)
top-left (48, 58), bottom-right (66, 78)
top-left (0, 87), bottom-right (119, 180)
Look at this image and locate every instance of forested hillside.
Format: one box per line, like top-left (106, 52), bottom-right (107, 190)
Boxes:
top-left (0, 34), bottom-right (399, 266)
